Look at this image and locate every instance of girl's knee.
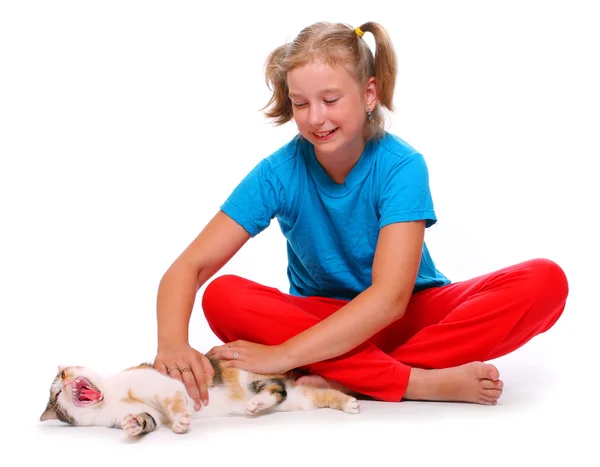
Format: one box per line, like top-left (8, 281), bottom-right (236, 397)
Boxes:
top-left (528, 258), bottom-right (569, 302)
top-left (201, 274), bottom-right (249, 322)
top-left (521, 259), bottom-right (569, 327)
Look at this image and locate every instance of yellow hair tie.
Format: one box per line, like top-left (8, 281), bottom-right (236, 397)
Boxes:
top-left (354, 27), bottom-right (365, 38)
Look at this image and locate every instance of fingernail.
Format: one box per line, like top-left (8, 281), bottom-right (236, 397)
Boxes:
top-left (194, 403), bottom-right (201, 411)
top-left (202, 400), bottom-right (208, 406)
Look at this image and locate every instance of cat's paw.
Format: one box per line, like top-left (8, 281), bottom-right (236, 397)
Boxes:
top-left (171, 412), bottom-right (191, 434)
top-left (122, 414), bottom-right (143, 436)
top-left (246, 399), bottom-right (264, 415)
top-left (343, 397), bottom-right (360, 414)
top-left (246, 393), bottom-right (278, 415)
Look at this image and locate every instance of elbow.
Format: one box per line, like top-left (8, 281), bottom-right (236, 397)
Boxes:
top-left (372, 286), bottom-right (409, 321)
top-left (389, 297), bottom-right (408, 321)
top-left (380, 296), bottom-right (408, 324)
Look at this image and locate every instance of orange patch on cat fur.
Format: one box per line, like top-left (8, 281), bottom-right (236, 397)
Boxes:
top-left (121, 389), bottom-right (144, 404)
top-left (162, 391), bottom-right (187, 415)
top-left (222, 367), bottom-right (245, 400)
top-left (60, 367), bottom-right (81, 379)
top-left (251, 373), bottom-right (289, 381)
top-left (58, 365), bottom-right (82, 373)
top-left (306, 388), bottom-right (349, 410)
top-left (125, 362), bottom-right (155, 371)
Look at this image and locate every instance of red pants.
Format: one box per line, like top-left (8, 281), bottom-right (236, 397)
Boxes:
top-left (201, 258), bottom-right (568, 402)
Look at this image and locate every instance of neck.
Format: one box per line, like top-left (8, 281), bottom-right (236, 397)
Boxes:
top-left (314, 136), bottom-right (366, 185)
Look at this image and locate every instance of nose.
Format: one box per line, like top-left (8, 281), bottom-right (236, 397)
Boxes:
top-left (308, 103), bottom-right (326, 127)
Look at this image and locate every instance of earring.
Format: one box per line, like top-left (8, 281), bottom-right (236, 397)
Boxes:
top-left (367, 109), bottom-right (372, 121)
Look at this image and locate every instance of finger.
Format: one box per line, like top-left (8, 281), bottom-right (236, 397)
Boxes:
top-left (210, 346), bottom-right (233, 360)
top-left (222, 361), bottom-right (247, 371)
top-left (191, 356), bottom-right (210, 406)
top-left (167, 365), bottom-right (183, 383)
top-left (205, 346), bottom-right (218, 358)
top-left (180, 367), bottom-right (201, 408)
top-left (222, 359), bottom-right (242, 370)
top-left (230, 349), bottom-right (241, 361)
top-left (201, 354), bottom-right (215, 378)
top-left (154, 361), bottom-right (167, 376)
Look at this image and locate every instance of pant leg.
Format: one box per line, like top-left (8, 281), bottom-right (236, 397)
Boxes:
top-left (201, 274), bottom-right (410, 401)
top-left (383, 258), bottom-right (569, 368)
top-left (200, 258), bottom-right (568, 401)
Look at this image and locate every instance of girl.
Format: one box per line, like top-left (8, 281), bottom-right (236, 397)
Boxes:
top-left (153, 21), bottom-right (568, 411)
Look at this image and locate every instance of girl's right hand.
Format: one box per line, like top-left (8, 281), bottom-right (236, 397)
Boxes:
top-left (153, 344), bottom-right (215, 411)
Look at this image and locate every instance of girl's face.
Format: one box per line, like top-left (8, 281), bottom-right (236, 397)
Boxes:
top-left (287, 60), bottom-right (376, 160)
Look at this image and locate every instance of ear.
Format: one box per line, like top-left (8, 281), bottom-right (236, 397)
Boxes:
top-left (364, 77), bottom-right (378, 111)
top-left (40, 406), bottom-right (58, 422)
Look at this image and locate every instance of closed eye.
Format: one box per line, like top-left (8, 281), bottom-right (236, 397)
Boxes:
top-left (291, 98), bottom-right (340, 108)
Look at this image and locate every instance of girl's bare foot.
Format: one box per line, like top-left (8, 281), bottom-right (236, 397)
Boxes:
top-left (405, 362), bottom-right (503, 405)
top-left (295, 362), bottom-right (502, 405)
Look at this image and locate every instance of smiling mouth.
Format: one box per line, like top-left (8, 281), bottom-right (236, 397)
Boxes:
top-left (313, 128), bottom-right (338, 138)
top-left (71, 376), bottom-right (104, 407)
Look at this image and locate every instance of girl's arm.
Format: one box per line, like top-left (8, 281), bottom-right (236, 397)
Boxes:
top-left (154, 210), bottom-right (251, 406)
top-left (280, 220), bottom-right (425, 369)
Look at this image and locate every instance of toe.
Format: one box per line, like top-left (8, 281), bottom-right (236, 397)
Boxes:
top-left (481, 379), bottom-right (503, 390)
top-left (474, 362), bottom-right (499, 381)
top-left (483, 388), bottom-right (502, 399)
top-left (485, 364), bottom-right (500, 381)
top-left (478, 397), bottom-right (498, 405)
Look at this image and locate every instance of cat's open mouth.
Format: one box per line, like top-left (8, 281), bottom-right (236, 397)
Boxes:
top-left (72, 376), bottom-right (104, 407)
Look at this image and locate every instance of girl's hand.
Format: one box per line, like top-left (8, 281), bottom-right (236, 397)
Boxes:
top-left (153, 344), bottom-right (215, 411)
top-left (206, 341), bottom-right (293, 375)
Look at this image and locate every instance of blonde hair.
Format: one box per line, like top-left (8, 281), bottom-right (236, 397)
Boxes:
top-left (262, 22), bottom-right (397, 141)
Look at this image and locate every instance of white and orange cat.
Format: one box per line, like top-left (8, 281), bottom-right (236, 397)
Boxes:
top-left (40, 357), bottom-right (360, 436)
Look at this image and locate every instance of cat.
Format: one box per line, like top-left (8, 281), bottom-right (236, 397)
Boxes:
top-left (39, 357), bottom-right (360, 436)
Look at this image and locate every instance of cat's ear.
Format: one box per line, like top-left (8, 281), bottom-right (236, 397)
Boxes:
top-left (40, 406), bottom-right (58, 422)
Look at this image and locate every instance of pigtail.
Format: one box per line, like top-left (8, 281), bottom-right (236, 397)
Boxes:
top-left (357, 22), bottom-right (397, 112)
top-left (262, 44), bottom-right (294, 125)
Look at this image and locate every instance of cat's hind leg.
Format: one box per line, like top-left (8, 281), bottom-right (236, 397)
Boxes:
top-left (246, 379), bottom-right (287, 415)
top-left (285, 386), bottom-right (360, 414)
top-left (121, 412), bottom-right (158, 436)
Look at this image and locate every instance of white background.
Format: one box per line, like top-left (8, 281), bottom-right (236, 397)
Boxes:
top-left (1, 0), bottom-right (598, 465)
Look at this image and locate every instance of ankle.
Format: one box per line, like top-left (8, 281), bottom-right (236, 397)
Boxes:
top-left (404, 368), bottom-right (436, 400)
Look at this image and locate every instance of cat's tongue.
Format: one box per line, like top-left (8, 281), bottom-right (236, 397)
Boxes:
top-left (72, 376), bottom-right (103, 406)
top-left (79, 387), bottom-right (102, 401)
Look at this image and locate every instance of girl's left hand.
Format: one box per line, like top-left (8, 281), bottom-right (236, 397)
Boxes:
top-left (206, 341), bottom-right (293, 375)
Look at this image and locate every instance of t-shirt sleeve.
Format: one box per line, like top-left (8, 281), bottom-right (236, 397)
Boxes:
top-left (220, 159), bottom-right (284, 237)
top-left (378, 152), bottom-right (437, 229)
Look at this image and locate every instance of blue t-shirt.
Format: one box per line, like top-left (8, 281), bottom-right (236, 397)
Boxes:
top-left (221, 132), bottom-right (450, 301)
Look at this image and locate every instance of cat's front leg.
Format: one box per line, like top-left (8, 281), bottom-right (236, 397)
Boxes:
top-left (121, 412), bottom-right (158, 436)
top-left (161, 390), bottom-right (192, 434)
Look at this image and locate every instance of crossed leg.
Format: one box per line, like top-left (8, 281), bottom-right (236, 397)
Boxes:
top-left (202, 258), bottom-right (568, 404)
